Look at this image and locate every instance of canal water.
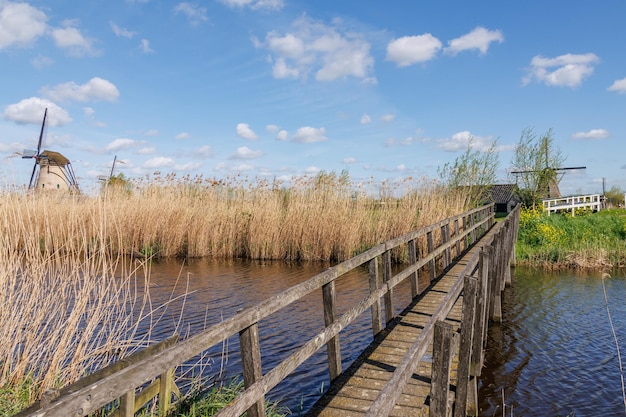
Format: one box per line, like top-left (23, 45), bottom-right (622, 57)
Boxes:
top-left (140, 259), bottom-right (626, 416)
top-left (478, 266), bottom-right (626, 417)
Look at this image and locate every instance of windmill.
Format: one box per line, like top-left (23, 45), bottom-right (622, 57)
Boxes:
top-left (510, 144), bottom-right (585, 199)
top-left (21, 108), bottom-right (80, 193)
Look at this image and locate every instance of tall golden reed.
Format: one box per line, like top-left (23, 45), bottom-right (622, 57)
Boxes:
top-left (0, 172), bottom-right (469, 404)
top-left (0, 193), bottom-right (169, 404)
top-left (96, 172), bottom-right (469, 260)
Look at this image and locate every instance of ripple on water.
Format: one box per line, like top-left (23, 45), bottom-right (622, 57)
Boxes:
top-left (478, 267), bottom-right (626, 417)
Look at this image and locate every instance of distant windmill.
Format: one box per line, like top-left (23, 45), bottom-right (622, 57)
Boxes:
top-left (511, 145), bottom-right (585, 198)
top-left (21, 108), bottom-right (80, 193)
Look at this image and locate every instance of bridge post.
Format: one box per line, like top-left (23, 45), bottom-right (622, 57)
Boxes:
top-left (119, 390), bottom-right (135, 417)
top-left (471, 247), bottom-right (491, 377)
top-left (239, 323), bottom-right (265, 417)
top-left (323, 281), bottom-right (342, 380)
top-left (503, 223), bottom-right (512, 287)
top-left (368, 257), bottom-right (383, 336)
top-left (431, 321), bottom-right (457, 417)
top-left (454, 274), bottom-right (478, 417)
top-left (441, 223), bottom-right (451, 269)
top-left (382, 249), bottom-right (394, 324)
top-left (488, 232), bottom-right (503, 323)
top-left (158, 368), bottom-right (175, 416)
top-left (454, 219), bottom-right (461, 259)
top-left (427, 231), bottom-right (436, 282)
top-left (469, 213), bottom-right (476, 245)
top-left (408, 238), bottom-right (419, 298)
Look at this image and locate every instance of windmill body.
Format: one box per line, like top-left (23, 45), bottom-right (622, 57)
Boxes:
top-left (21, 109), bottom-right (80, 193)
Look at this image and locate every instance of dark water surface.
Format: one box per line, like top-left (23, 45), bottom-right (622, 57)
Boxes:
top-left (141, 259), bottom-right (626, 416)
top-left (138, 258), bottom-right (411, 414)
top-left (479, 267), bottom-right (626, 417)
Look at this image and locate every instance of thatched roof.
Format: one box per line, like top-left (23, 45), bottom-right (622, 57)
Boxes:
top-left (40, 150), bottom-right (70, 166)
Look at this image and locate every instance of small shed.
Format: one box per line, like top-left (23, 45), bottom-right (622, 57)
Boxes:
top-left (487, 184), bottom-right (521, 214)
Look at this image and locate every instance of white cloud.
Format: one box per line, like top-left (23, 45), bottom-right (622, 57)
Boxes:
top-left (523, 53), bottom-right (600, 88)
top-left (292, 126), bottom-right (328, 143)
top-left (106, 138), bottom-right (137, 152)
top-left (360, 114), bottom-right (371, 125)
top-left (276, 130), bottom-right (288, 141)
top-left (175, 132), bottom-right (190, 140)
top-left (140, 38), bottom-right (154, 53)
top-left (444, 27), bottom-right (503, 56)
top-left (42, 77), bottom-right (120, 102)
top-left (572, 129), bottom-right (609, 140)
top-left (145, 129), bottom-right (159, 136)
top-left (230, 146), bottom-right (263, 159)
top-left (230, 163), bottom-right (255, 172)
top-left (51, 21), bottom-right (98, 56)
top-left (83, 107), bottom-right (95, 117)
top-left (266, 124), bottom-right (280, 133)
top-left (260, 16), bottom-right (374, 82)
top-left (608, 77), bottom-right (626, 94)
top-left (219, 0), bottom-right (284, 10)
top-left (175, 161), bottom-right (202, 171)
top-left (31, 54), bottom-right (54, 69)
top-left (436, 131), bottom-right (493, 152)
top-left (196, 145), bottom-right (212, 157)
top-left (174, 2), bottom-right (208, 25)
top-left (143, 156), bottom-right (175, 169)
top-left (83, 106), bottom-right (107, 127)
top-left (381, 114), bottom-right (396, 123)
top-left (110, 22), bottom-right (135, 38)
top-left (342, 157), bottom-right (357, 164)
top-left (385, 136), bottom-right (421, 147)
top-left (304, 166), bottom-right (321, 174)
top-left (272, 57), bottom-right (300, 79)
top-left (236, 123), bottom-right (258, 140)
top-left (4, 98), bottom-right (71, 126)
top-left (0, 1), bottom-right (47, 49)
top-left (386, 34), bottom-right (442, 67)
top-left (138, 146), bottom-right (156, 154)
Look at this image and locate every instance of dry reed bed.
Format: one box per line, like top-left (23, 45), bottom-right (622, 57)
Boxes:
top-left (0, 174), bottom-right (469, 406)
top-left (0, 205), bottom-right (162, 405)
top-left (69, 173), bottom-right (467, 260)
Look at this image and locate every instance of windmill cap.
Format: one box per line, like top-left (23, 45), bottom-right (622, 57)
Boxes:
top-left (39, 150), bottom-right (70, 166)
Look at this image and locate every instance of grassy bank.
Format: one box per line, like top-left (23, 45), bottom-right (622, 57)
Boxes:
top-left (516, 207), bottom-right (626, 269)
top-left (0, 173), bottom-right (470, 414)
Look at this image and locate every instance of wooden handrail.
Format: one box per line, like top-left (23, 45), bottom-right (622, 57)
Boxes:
top-left (19, 204), bottom-right (497, 417)
top-left (364, 204), bottom-right (520, 417)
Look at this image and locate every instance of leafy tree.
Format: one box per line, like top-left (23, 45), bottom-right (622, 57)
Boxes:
top-left (605, 186), bottom-right (625, 208)
top-left (438, 138), bottom-right (499, 207)
top-left (510, 128), bottom-right (565, 208)
top-left (101, 172), bottom-right (133, 194)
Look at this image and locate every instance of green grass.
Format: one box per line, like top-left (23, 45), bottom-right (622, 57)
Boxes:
top-left (167, 379), bottom-right (290, 417)
top-left (516, 207), bottom-right (626, 269)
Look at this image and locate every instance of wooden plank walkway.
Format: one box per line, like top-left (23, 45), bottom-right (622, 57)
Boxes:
top-left (306, 225), bottom-right (500, 417)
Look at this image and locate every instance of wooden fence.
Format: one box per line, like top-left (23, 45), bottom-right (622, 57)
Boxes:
top-left (16, 203), bottom-right (503, 417)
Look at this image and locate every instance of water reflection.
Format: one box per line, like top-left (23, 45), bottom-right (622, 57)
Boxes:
top-left (479, 267), bottom-right (626, 417)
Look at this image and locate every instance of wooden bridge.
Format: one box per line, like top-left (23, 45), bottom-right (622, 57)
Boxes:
top-left (16, 203), bottom-right (520, 417)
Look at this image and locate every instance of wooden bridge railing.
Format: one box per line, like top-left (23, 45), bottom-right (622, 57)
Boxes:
top-left (364, 204), bottom-right (520, 417)
top-left (17, 204), bottom-right (497, 417)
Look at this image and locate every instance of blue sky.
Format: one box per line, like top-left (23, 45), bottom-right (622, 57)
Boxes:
top-left (1, 0), bottom-right (625, 195)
